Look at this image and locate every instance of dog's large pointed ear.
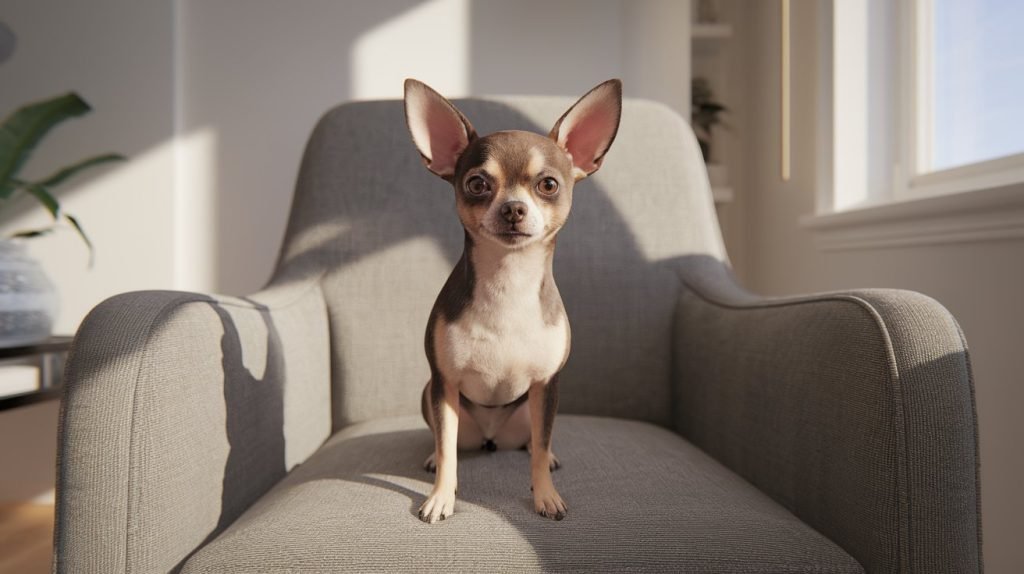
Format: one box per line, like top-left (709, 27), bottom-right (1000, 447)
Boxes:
top-left (404, 79), bottom-right (476, 181)
top-left (549, 79), bottom-right (622, 181)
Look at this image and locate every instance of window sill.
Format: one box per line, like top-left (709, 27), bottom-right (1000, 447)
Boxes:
top-left (800, 183), bottom-right (1024, 251)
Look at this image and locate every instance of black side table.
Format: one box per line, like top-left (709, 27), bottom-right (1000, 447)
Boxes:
top-left (0, 336), bottom-right (72, 411)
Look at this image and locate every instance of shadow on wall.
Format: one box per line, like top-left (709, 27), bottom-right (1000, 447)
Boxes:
top-left (197, 0), bottom-right (427, 294)
top-left (465, 0), bottom-right (625, 97)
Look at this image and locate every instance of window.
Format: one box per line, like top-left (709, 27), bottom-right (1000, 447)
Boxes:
top-left (803, 0), bottom-right (1024, 250)
top-left (918, 0), bottom-right (1024, 173)
top-left (907, 0), bottom-right (1024, 199)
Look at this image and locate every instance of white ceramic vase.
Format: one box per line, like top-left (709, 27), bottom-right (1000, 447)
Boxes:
top-left (0, 239), bottom-right (58, 347)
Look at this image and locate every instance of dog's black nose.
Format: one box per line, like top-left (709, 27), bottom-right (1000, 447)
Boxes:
top-left (500, 201), bottom-right (527, 223)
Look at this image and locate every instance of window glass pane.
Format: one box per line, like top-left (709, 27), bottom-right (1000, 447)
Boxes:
top-left (930, 0), bottom-right (1024, 171)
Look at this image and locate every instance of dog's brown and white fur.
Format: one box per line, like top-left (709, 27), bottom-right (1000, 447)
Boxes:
top-left (405, 79), bottom-right (622, 524)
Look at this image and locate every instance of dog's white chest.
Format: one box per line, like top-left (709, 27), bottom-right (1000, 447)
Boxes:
top-left (434, 285), bottom-right (568, 406)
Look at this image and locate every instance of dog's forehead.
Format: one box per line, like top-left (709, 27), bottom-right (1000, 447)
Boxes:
top-left (459, 131), bottom-right (571, 180)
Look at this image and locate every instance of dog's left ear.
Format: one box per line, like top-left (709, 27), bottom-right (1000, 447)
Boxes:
top-left (405, 79), bottom-right (477, 181)
top-left (549, 79), bottom-right (622, 181)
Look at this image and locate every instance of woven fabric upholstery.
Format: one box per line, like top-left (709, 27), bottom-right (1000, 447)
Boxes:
top-left (53, 95), bottom-right (982, 573)
top-left (271, 97), bottom-right (727, 429)
top-left (54, 281), bottom-right (332, 573)
top-left (672, 261), bottom-right (983, 573)
top-left (182, 415), bottom-right (864, 574)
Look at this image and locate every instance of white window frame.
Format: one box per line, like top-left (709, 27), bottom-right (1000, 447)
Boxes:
top-left (801, 0), bottom-right (1024, 251)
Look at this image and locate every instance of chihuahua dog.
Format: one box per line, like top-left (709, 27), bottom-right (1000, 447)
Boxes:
top-left (404, 79), bottom-right (622, 524)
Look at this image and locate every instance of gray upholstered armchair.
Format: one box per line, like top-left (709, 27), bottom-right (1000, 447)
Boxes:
top-left (54, 97), bottom-right (982, 573)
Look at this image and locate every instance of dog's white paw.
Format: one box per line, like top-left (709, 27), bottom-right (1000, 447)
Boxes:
top-left (533, 483), bottom-right (567, 521)
top-left (423, 453), bottom-right (436, 473)
top-left (418, 487), bottom-right (456, 524)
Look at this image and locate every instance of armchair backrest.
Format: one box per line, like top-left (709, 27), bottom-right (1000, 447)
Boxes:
top-left (271, 96), bottom-right (727, 429)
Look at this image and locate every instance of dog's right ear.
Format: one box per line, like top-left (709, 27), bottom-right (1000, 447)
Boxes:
top-left (549, 79), bottom-right (622, 181)
top-left (404, 79), bottom-right (476, 181)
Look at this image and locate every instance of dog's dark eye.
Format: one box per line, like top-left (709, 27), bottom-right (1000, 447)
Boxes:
top-left (466, 175), bottom-right (490, 196)
top-left (537, 177), bottom-right (559, 196)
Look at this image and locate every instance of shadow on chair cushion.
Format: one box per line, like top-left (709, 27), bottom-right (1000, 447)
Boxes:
top-left (181, 415), bottom-right (863, 573)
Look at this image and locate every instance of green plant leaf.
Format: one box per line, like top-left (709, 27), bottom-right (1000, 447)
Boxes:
top-left (34, 152), bottom-right (125, 188)
top-left (6, 177), bottom-right (28, 190)
top-left (0, 93), bottom-right (91, 198)
top-left (64, 213), bottom-right (94, 266)
top-left (10, 227), bottom-right (55, 239)
top-left (24, 184), bottom-right (60, 219)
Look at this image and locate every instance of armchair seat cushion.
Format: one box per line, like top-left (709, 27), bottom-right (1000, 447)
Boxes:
top-left (182, 414), bottom-right (862, 573)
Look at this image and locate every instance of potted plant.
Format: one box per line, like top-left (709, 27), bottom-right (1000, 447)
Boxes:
top-left (0, 92), bottom-right (123, 347)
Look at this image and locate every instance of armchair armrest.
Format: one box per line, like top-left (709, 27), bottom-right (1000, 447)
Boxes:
top-left (672, 264), bottom-right (982, 573)
top-left (54, 280), bottom-right (331, 574)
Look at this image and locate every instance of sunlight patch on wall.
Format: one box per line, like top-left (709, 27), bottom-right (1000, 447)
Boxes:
top-left (351, 0), bottom-right (469, 100)
top-left (832, 0), bottom-right (869, 210)
top-left (174, 127), bottom-right (218, 292)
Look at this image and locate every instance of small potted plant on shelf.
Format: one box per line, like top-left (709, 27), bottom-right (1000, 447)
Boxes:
top-left (0, 92), bottom-right (124, 347)
top-left (691, 77), bottom-right (729, 187)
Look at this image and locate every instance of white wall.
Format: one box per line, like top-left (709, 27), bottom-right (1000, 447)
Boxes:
top-left (733, 2), bottom-right (1024, 571)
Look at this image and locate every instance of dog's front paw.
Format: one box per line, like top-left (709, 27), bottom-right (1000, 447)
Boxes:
top-left (533, 484), bottom-right (567, 521)
top-left (418, 487), bottom-right (456, 524)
